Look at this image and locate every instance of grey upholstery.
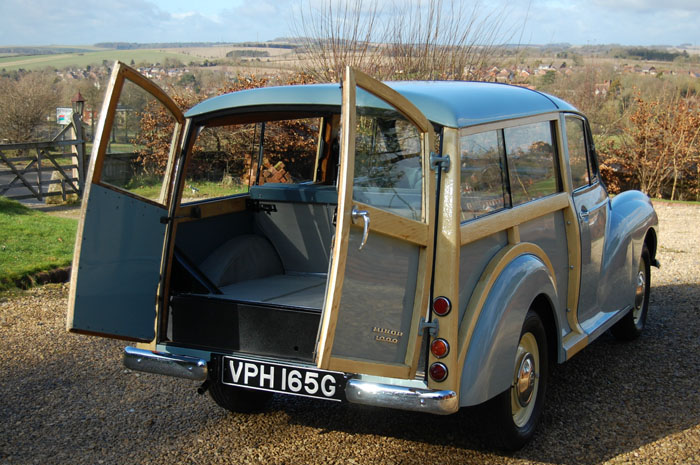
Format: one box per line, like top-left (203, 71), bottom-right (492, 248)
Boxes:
top-left (199, 234), bottom-right (284, 288)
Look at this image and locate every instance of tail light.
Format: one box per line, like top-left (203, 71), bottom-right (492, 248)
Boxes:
top-left (429, 362), bottom-right (448, 382)
top-left (432, 296), bottom-right (451, 316)
top-left (430, 338), bottom-right (450, 359)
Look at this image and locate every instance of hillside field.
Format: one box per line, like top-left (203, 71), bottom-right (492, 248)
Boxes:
top-left (0, 49), bottom-right (198, 71)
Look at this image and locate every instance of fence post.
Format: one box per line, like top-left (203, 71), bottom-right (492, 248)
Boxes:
top-left (70, 112), bottom-right (86, 195)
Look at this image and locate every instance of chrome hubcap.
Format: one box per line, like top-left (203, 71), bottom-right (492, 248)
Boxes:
top-left (515, 353), bottom-right (536, 407)
top-left (511, 332), bottom-right (539, 427)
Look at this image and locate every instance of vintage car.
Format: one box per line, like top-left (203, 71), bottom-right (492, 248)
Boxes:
top-left (67, 62), bottom-right (659, 449)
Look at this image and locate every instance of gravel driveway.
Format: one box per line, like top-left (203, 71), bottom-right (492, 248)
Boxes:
top-left (1, 202), bottom-right (698, 465)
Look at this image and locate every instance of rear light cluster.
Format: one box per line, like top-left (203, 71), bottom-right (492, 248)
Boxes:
top-left (432, 296), bottom-right (451, 316)
top-left (429, 362), bottom-right (448, 382)
top-left (430, 338), bottom-right (449, 358)
top-left (429, 297), bottom-right (451, 382)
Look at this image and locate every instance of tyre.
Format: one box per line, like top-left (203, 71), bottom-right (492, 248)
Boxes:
top-left (485, 310), bottom-right (549, 451)
top-left (207, 357), bottom-right (272, 413)
top-left (611, 244), bottom-right (650, 341)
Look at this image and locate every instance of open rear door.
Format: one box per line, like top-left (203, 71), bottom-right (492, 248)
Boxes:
top-left (317, 67), bottom-right (436, 378)
top-left (67, 62), bottom-right (183, 342)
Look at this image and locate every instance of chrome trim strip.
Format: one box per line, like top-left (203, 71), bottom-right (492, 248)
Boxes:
top-left (345, 379), bottom-right (458, 415)
top-left (123, 347), bottom-right (208, 381)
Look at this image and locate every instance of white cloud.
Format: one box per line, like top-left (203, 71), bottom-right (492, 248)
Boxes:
top-left (0, 0), bottom-right (697, 46)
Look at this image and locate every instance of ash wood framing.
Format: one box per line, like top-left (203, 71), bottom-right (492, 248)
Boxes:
top-left (460, 192), bottom-right (570, 246)
top-left (316, 67), bottom-right (357, 369)
top-left (318, 67), bottom-right (436, 377)
top-left (456, 242), bottom-right (556, 371)
top-left (427, 127), bottom-right (462, 391)
top-left (350, 202), bottom-right (429, 246)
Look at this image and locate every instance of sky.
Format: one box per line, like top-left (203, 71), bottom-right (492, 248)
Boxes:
top-left (0, 0), bottom-right (698, 47)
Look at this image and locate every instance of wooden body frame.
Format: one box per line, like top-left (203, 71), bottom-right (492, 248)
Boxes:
top-left (316, 67), bottom-right (436, 377)
top-left (427, 114), bottom-right (585, 393)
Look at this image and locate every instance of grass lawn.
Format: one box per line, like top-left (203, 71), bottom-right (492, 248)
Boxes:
top-left (0, 197), bottom-right (77, 290)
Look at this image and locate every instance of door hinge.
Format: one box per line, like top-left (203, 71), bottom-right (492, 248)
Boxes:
top-left (430, 152), bottom-right (451, 172)
top-left (419, 317), bottom-right (439, 338)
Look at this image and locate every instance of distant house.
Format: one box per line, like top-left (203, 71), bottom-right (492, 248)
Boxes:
top-left (594, 80), bottom-right (611, 97)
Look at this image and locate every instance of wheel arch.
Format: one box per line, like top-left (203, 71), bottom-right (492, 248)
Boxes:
top-left (644, 226), bottom-right (659, 266)
top-left (458, 252), bottom-right (559, 407)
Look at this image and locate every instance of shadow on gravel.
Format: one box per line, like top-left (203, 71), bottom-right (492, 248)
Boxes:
top-left (278, 282), bottom-right (700, 464)
top-left (1, 283), bottom-right (697, 464)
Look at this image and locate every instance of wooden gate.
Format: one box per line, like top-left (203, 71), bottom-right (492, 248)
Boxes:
top-left (0, 115), bottom-right (85, 202)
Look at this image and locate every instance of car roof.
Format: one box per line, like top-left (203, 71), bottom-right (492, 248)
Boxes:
top-left (185, 81), bottom-right (578, 128)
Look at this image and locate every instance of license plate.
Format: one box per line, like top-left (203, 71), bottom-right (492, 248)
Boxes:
top-left (221, 356), bottom-right (346, 401)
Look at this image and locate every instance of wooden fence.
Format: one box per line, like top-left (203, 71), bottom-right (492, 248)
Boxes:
top-left (0, 114), bottom-right (86, 202)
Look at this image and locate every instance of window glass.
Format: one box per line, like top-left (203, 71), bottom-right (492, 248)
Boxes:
top-left (459, 129), bottom-right (508, 221)
top-left (504, 121), bottom-right (558, 206)
top-left (184, 124), bottom-right (257, 202)
top-left (260, 118), bottom-right (320, 185)
top-left (354, 92), bottom-right (423, 221)
top-left (182, 118), bottom-right (320, 203)
top-left (99, 78), bottom-right (176, 204)
top-left (566, 117), bottom-right (589, 190)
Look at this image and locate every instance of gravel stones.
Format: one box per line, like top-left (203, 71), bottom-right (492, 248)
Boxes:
top-left (0, 201), bottom-right (698, 464)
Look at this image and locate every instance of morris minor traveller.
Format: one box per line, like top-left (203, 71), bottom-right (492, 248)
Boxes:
top-left (67, 62), bottom-right (659, 449)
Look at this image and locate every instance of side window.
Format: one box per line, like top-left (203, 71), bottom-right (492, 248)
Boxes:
top-left (566, 116), bottom-right (590, 190)
top-left (504, 121), bottom-right (558, 206)
top-left (459, 129), bottom-right (508, 221)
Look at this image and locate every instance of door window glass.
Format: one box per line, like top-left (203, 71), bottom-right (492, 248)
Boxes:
top-left (504, 121), bottom-right (558, 206)
top-left (566, 116), bottom-right (590, 190)
top-left (459, 129), bottom-right (508, 221)
top-left (98, 78), bottom-right (177, 205)
top-left (354, 89), bottom-right (423, 221)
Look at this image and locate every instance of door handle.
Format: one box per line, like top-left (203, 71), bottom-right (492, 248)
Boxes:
top-left (580, 205), bottom-right (589, 221)
top-left (351, 206), bottom-right (370, 250)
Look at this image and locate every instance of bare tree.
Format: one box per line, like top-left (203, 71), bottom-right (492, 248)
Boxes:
top-left (292, 0), bottom-right (514, 82)
top-left (0, 72), bottom-right (60, 142)
top-left (294, 0), bottom-right (385, 81)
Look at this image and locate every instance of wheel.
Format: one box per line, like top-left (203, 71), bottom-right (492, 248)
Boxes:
top-left (207, 357), bottom-right (272, 413)
top-left (611, 244), bottom-right (650, 341)
top-left (485, 310), bottom-right (548, 451)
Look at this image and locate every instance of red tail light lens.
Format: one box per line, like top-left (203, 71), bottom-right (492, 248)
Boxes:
top-left (430, 339), bottom-right (450, 359)
top-left (432, 296), bottom-right (452, 316)
top-left (429, 362), bottom-right (448, 382)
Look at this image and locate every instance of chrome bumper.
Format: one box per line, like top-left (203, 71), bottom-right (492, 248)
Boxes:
top-left (123, 347), bottom-right (208, 381)
top-left (345, 379), bottom-right (458, 415)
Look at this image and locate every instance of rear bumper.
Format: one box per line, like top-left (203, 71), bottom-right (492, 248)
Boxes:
top-left (123, 347), bottom-right (459, 415)
top-left (123, 347), bottom-right (208, 381)
top-left (345, 379), bottom-right (458, 415)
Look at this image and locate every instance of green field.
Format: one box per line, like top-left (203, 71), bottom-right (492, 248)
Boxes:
top-left (0, 49), bottom-right (197, 71)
